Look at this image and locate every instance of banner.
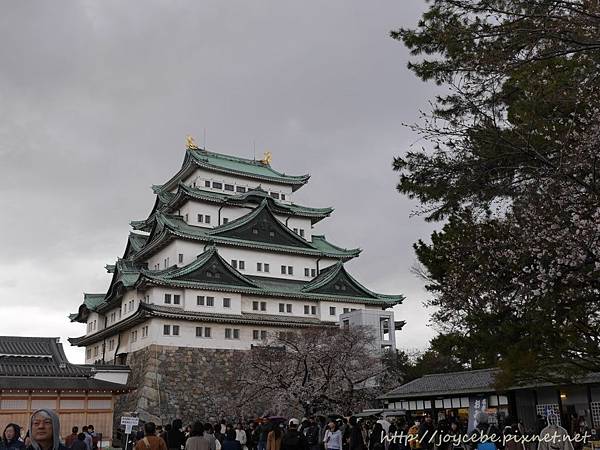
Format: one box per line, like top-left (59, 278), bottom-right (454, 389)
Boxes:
top-left (468, 396), bottom-right (488, 432)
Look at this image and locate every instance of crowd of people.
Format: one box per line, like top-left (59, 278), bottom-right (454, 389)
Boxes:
top-left (1, 409), bottom-right (99, 450)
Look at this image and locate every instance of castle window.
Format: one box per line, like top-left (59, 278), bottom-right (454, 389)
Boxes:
top-left (252, 228), bottom-right (258, 235)
top-left (329, 306), bottom-right (336, 316)
top-left (164, 294), bottom-right (171, 304)
top-left (172, 325), bottom-right (180, 336)
top-left (236, 186), bottom-right (246, 193)
top-left (178, 254), bottom-right (183, 263)
top-left (300, 229), bottom-right (305, 238)
top-left (239, 260), bottom-right (245, 270)
top-left (304, 305), bottom-right (310, 314)
top-left (86, 349), bottom-right (92, 359)
top-left (231, 260), bottom-right (238, 269)
top-left (293, 228), bottom-right (298, 234)
top-left (225, 328), bottom-right (232, 339)
top-left (304, 268), bottom-right (310, 277)
top-left (270, 192), bottom-right (280, 200)
top-left (224, 184), bottom-right (234, 191)
top-left (206, 296), bottom-right (214, 307)
top-left (205, 327), bottom-right (211, 338)
top-left (233, 329), bottom-right (240, 339)
top-left (205, 180), bottom-right (211, 187)
top-left (260, 330), bottom-right (267, 340)
top-left (184, 213), bottom-right (188, 222)
top-left (260, 301), bottom-right (266, 311)
top-left (257, 262), bottom-right (262, 272)
top-left (198, 214), bottom-right (203, 223)
top-left (311, 269), bottom-right (316, 277)
top-left (197, 296), bottom-right (205, 306)
top-left (223, 218), bottom-right (229, 224)
top-left (253, 301), bottom-right (259, 311)
top-left (264, 263), bottom-right (270, 273)
top-left (253, 330), bottom-right (259, 340)
top-left (311, 305), bottom-right (316, 315)
top-left (286, 304), bottom-right (292, 313)
top-left (173, 295), bottom-right (181, 305)
top-left (281, 194), bottom-right (286, 200)
top-left (281, 265), bottom-right (286, 275)
top-left (212, 182), bottom-right (223, 189)
top-left (196, 327), bottom-right (203, 337)
top-left (288, 266), bottom-right (293, 275)
top-left (343, 308), bottom-right (350, 314)
top-left (163, 325), bottom-right (171, 335)
top-left (205, 215), bottom-right (211, 224)
top-left (223, 298), bottom-right (231, 308)
top-left (279, 303), bottom-right (285, 313)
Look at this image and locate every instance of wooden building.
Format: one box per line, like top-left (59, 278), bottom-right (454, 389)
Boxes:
top-left (0, 336), bottom-right (130, 445)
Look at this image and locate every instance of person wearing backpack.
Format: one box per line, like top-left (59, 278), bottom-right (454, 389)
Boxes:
top-left (281, 420), bottom-right (307, 450)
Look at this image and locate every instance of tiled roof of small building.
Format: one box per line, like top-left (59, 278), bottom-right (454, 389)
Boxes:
top-left (380, 368), bottom-right (500, 399)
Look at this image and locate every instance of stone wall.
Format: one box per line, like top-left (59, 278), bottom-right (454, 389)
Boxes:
top-left (114, 344), bottom-right (244, 431)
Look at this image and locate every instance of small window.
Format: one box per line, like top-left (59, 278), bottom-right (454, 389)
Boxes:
top-left (253, 301), bottom-right (259, 311)
top-left (212, 182), bottom-right (223, 189)
top-left (233, 329), bottom-right (240, 339)
top-left (260, 330), bottom-right (267, 340)
top-left (225, 328), bottom-right (232, 339)
top-left (172, 325), bottom-right (180, 336)
top-left (239, 260), bottom-right (245, 270)
top-left (236, 186), bottom-right (246, 193)
top-left (197, 296), bottom-right (205, 306)
top-left (223, 298), bottom-right (231, 308)
top-left (184, 213), bottom-right (188, 222)
top-left (253, 330), bottom-right (259, 340)
top-left (260, 301), bottom-right (267, 311)
top-left (293, 228), bottom-right (298, 234)
top-left (288, 266), bottom-right (293, 275)
top-left (343, 308), bottom-right (350, 314)
top-left (281, 265), bottom-right (286, 275)
top-left (224, 184), bottom-right (234, 191)
top-left (304, 268), bottom-right (309, 277)
top-left (329, 306), bottom-right (336, 316)
top-left (205, 215), bottom-right (211, 224)
top-left (286, 304), bottom-right (292, 313)
top-left (223, 218), bottom-right (229, 224)
top-left (207, 296), bottom-right (214, 307)
top-left (257, 262), bottom-right (262, 272)
top-left (231, 260), bottom-right (238, 269)
top-left (264, 263), bottom-right (270, 273)
top-left (164, 294), bottom-right (171, 304)
top-left (304, 305), bottom-right (310, 314)
top-left (173, 295), bottom-right (181, 305)
top-left (163, 325), bottom-right (171, 335)
top-left (252, 228), bottom-right (258, 235)
top-left (205, 327), bottom-right (211, 338)
top-left (196, 327), bottom-right (203, 337)
top-left (311, 269), bottom-right (316, 277)
top-left (204, 180), bottom-right (211, 187)
top-left (178, 254), bottom-right (183, 263)
top-left (311, 305), bottom-right (316, 315)
top-left (198, 214), bottom-right (204, 223)
top-left (270, 192), bottom-right (280, 199)
top-left (281, 194), bottom-right (286, 200)
top-left (300, 229), bottom-right (305, 237)
top-left (279, 303), bottom-right (285, 313)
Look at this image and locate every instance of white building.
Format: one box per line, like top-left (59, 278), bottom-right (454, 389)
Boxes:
top-left (69, 144), bottom-right (404, 363)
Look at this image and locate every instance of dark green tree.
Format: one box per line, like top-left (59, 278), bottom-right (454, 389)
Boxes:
top-left (393, 0), bottom-right (600, 384)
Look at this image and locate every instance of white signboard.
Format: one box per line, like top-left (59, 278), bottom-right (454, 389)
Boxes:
top-left (121, 416), bottom-right (139, 427)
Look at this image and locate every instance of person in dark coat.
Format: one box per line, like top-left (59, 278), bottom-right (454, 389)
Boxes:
top-left (417, 416), bottom-right (435, 450)
top-left (281, 420), bottom-right (307, 450)
top-left (168, 420), bottom-right (186, 450)
top-left (368, 424), bottom-right (384, 450)
top-left (70, 434), bottom-right (87, 450)
top-left (2, 424), bottom-right (25, 450)
top-left (348, 418), bottom-right (365, 450)
top-left (223, 431), bottom-right (242, 450)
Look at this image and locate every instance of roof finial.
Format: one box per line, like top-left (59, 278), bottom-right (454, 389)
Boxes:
top-left (260, 151), bottom-right (272, 165)
top-left (186, 135), bottom-right (199, 150)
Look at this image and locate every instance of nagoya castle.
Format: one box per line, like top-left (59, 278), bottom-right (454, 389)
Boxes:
top-left (69, 138), bottom-right (404, 422)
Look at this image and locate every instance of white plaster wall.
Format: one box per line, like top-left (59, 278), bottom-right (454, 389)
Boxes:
top-left (120, 290), bottom-right (139, 319)
top-left (241, 295), bottom-right (319, 317)
top-left (146, 241), bottom-right (177, 271)
top-left (92, 370), bottom-right (129, 385)
top-left (178, 202), bottom-right (252, 227)
top-left (149, 286), bottom-right (185, 309)
top-left (86, 312), bottom-right (102, 335)
top-left (318, 301), bottom-right (366, 322)
top-left (182, 168), bottom-right (293, 202)
top-left (183, 288), bottom-right (242, 314)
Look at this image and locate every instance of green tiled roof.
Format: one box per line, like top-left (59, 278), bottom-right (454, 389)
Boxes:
top-left (136, 247), bottom-right (403, 306)
top-left (69, 293), bottom-right (106, 323)
top-left (160, 149), bottom-right (310, 193)
top-left (134, 202), bottom-right (360, 261)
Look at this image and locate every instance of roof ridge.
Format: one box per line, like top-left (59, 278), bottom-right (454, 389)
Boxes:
top-left (421, 367), bottom-right (499, 377)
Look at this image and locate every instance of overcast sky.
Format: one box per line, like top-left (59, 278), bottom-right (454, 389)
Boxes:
top-left (0, 0), bottom-right (441, 363)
